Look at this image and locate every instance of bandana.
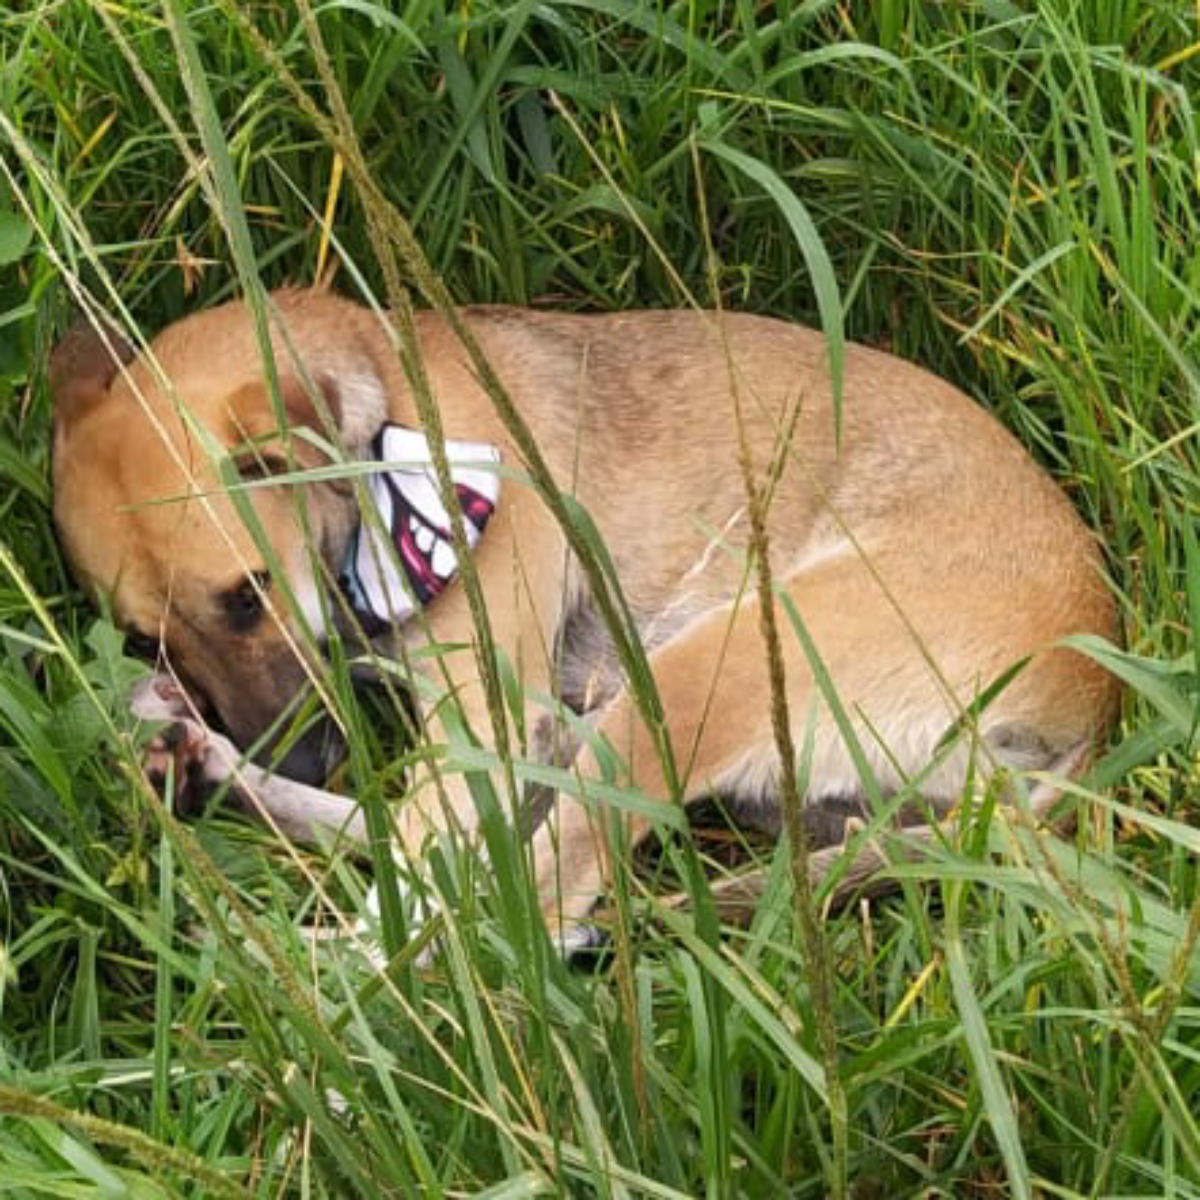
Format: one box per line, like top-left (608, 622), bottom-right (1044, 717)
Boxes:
top-left (342, 424), bottom-right (500, 632)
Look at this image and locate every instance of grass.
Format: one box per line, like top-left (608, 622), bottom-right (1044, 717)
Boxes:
top-left (2, 0), bottom-right (1200, 1194)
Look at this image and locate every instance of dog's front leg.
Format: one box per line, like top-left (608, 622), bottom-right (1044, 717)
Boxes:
top-left (527, 597), bottom-right (783, 950)
top-left (391, 636), bottom-right (555, 863)
top-left (526, 682), bottom-right (687, 952)
top-left (388, 501), bottom-right (565, 862)
top-left (131, 675), bottom-right (367, 849)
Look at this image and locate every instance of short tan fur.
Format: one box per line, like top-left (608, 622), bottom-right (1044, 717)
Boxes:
top-left (51, 289), bottom-right (1118, 942)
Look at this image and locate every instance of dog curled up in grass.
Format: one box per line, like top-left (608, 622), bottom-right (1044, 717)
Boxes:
top-left (50, 289), bottom-right (1119, 951)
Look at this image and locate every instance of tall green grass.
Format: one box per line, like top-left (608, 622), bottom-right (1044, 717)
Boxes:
top-left (1, 1), bottom-right (1199, 1195)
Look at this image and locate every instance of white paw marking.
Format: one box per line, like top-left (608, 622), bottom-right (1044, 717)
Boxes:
top-left (131, 674), bottom-right (236, 788)
top-left (130, 674), bottom-right (192, 723)
top-left (355, 878), bottom-right (446, 969)
top-left (556, 924), bottom-right (606, 960)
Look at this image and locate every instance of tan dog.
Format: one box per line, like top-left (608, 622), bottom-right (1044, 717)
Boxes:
top-left (50, 289), bottom-right (1118, 947)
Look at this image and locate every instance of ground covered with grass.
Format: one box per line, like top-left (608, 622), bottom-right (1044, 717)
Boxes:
top-left (1, 1), bottom-right (1199, 1195)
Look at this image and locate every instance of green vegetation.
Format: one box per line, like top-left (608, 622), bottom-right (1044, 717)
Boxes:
top-left (2, 0), bottom-right (1199, 1194)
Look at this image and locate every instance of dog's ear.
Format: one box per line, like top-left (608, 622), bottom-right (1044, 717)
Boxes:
top-left (278, 372), bottom-right (344, 441)
top-left (48, 319), bottom-right (135, 427)
top-left (226, 373), bottom-right (348, 477)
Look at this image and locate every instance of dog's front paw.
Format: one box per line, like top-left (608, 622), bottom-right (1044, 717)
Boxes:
top-left (553, 922), bottom-right (609, 965)
top-left (130, 674), bottom-right (195, 724)
top-left (132, 675), bottom-right (236, 816)
top-left (356, 878), bottom-right (445, 970)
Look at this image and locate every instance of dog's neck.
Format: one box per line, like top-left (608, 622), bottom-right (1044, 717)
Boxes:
top-left (341, 423), bottom-right (500, 632)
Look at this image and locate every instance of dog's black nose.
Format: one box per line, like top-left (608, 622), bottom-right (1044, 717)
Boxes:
top-left (265, 714), bottom-right (346, 786)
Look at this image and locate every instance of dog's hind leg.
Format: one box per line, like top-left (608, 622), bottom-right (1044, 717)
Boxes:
top-left (529, 550), bottom-right (1113, 946)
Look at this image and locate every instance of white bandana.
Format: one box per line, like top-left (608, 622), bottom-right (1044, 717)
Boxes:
top-left (342, 424), bottom-right (500, 631)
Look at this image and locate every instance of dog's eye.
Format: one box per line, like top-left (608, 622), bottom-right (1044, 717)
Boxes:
top-left (220, 571), bottom-right (271, 633)
top-left (125, 630), bottom-right (161, 661)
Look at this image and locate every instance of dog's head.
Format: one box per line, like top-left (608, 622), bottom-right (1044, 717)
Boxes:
top-left (50, 291), bottom-right (390, 782)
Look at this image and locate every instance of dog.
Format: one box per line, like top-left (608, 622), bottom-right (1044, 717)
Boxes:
top-left (50, 288), bottom-right (1119, 948)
